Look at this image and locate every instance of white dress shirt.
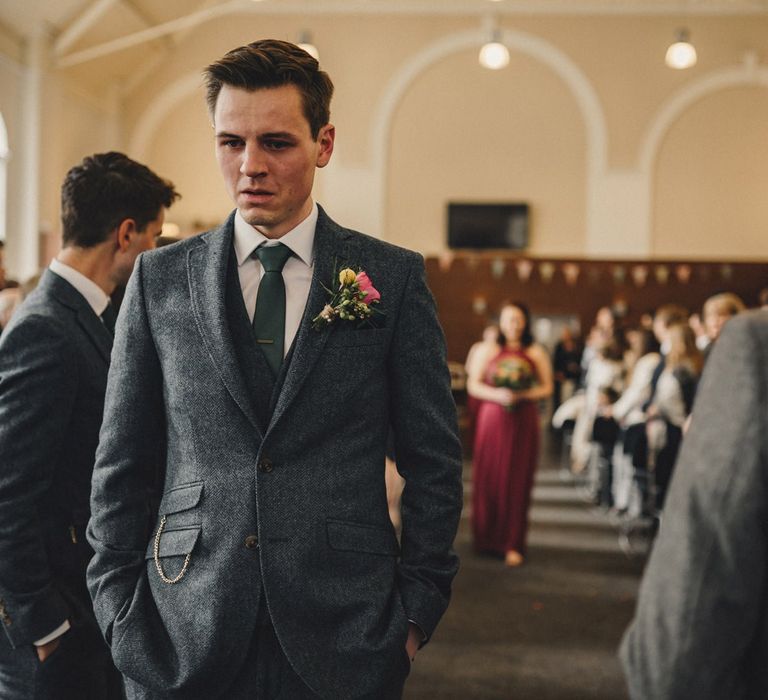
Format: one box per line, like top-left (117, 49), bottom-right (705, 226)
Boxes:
top-left (49, 258), bottom-right (111, 319)
top-left (232, 203), bottom-right (317, 357)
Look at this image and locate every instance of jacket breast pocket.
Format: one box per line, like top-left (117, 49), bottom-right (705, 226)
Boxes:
top-left (145, 481), bottom-right (203, 584)
top-left (326, 518), bottom-right (400, 557)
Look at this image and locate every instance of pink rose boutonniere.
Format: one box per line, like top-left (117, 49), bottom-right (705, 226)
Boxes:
top-left (312, 266), bottom-right (384, 330)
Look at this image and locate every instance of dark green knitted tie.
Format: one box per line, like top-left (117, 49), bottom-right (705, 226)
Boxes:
top-left (252, 243), bottom-right (293, 376)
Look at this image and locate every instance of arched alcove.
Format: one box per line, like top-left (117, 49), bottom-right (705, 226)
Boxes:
top-left (652, 85), bottom-right (768, 259)
top-left (636, 60), bottom-right (768, 259)
top-left (386, 48), bottom-right (588, 255)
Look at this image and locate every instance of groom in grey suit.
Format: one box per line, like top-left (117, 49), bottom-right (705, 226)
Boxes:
top-left (0, 152), bottom-right (178, 698)
top-left (87, 40), bottom-right (463, 698)
top-left (621, 309), bottom-right (768, 699)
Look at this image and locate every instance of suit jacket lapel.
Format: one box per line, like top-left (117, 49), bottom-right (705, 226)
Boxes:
top-left (77, 307), bottom-right (112, 364)
top-left (269, 209), bottom-right (351, 431)
top-left (43, 270), bottom-right (112, 364)
top-left (187, 214), bottom-right (262, 436)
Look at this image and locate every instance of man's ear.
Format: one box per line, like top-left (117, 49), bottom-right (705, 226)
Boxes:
top-left (316, 124), bottom-right (335, 168)
top-left (115, 219), bottom-right (138, 252)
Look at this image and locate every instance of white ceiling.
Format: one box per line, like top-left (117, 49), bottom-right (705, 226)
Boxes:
top-left (3, 0), bottom-right (768, 45)
top-left (0, 0), bottom-right (766, 88)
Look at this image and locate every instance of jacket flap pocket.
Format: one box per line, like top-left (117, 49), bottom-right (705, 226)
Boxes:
top-left (145, 527), bottom-right (201, 559)
top-left (160, 481), bottom-right (203, 515)
top-left (326, 519), bottom-right (399, 556)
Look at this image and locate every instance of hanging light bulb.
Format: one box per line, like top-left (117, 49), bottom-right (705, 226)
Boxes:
top-left (297, 31), bottom-right (319, 61)
top-left (665, 28), bottom-right (697, 69)
top-left (479, 27), bottom-right (509, 70)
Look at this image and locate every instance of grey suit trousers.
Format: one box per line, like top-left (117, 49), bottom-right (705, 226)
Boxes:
top-left (125, 600), bottom-right (408, 700)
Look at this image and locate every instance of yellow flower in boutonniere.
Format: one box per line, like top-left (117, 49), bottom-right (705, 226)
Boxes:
top-left (339, 268), bottom-right (357, 286)
top-left (312, 264), bottom-right (384, 331)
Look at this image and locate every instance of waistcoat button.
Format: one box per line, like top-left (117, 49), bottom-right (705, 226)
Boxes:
top-left (244, 535), bottom-right (259, 549)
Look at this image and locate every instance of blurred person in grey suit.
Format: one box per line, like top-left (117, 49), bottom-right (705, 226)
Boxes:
top-left (620, 309), bottom-right (768, 699)
top-left (86, 40), bottom-right (463, 699)
top-left (0, 152), bottom-right (178, 698)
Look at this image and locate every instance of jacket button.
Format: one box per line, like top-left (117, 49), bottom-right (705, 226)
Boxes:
top-left (244, 535), bottom-right (259, 549)
top-left (257, 458), bottom-right (273, 473)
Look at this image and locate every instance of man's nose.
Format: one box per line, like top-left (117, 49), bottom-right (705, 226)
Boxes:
top-left (241, 145), bottom-right (267, 178)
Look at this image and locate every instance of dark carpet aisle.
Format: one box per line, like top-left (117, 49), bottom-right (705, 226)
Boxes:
top-left (404, 433), bottom-right (646, 700)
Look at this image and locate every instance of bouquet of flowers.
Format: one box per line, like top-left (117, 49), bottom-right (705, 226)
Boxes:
top-left (491, 356), bottom-right (535, 391)
top-left (312, 267), bottom-right (383, 330)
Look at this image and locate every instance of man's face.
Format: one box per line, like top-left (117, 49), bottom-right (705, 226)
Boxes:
top-left (213, 84), bottom-right (334, 239)
top-left (704, 306), bottom-right (732, 342)
top-left (114, 210), bottom-right (163, 286)
top-left (133, 211), bottom-right (164, 256)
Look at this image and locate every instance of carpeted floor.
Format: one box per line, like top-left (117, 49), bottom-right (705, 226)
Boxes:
top-left (404, 432), bottom-right (646, 699)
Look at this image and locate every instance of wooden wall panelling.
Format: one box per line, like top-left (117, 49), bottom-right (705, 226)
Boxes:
top-left (425, 254), bottom-right (768, 363)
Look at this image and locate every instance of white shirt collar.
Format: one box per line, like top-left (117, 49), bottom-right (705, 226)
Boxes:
top-left (49, 258), bottom-right (110, 316)
top-left (233, 203), bottom-right (317, 268)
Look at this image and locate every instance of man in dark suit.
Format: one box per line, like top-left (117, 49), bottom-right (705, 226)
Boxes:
top-left (86, 40), bottom-right (463, 698)
top-left (0, 152), bottom-right (178, 698)
top-left (620, 309), bottom-right (768, 699)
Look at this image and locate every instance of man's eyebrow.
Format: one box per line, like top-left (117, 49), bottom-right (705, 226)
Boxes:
top-left (214, 131), bottom-right (297, 140)
top-left (259, 131), bottom-right (296, 140)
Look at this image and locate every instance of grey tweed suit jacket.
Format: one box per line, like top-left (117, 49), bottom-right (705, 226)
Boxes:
top-left (0, 270), bottom-right (112, 647)
top-left (86, 207), bottom-right (463, 698)
top-left (620, 309), bottom-right (768, 700)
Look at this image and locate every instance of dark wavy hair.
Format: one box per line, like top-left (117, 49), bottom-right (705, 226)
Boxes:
top-left (498, 301), bottom-right (534, 348)
top-left (203, 39), bottom-right (334, 139)
top-left (61, 152), bottom-right (179, 249)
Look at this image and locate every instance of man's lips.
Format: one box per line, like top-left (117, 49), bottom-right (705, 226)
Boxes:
top-left (240, 189), bottom-right (274, 203)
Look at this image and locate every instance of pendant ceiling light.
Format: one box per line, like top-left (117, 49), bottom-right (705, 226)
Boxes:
top-left (479, 24), bottom-right (509, 70)
top-left (665, 28), bottom-right (697, 70)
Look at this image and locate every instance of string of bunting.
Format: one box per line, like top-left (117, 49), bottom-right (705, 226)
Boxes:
top-left (432, 256), bottom-right (745, 286)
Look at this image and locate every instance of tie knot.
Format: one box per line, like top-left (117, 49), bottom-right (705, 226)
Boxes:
top-left (255, 243), bottom-right (292, 272)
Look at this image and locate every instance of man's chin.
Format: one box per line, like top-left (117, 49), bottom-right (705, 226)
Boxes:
top-left (238, 207), bottom-right (273, 229)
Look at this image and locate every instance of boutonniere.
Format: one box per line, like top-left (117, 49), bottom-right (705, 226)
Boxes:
top-left (312, 266), bottom-right (383, 331)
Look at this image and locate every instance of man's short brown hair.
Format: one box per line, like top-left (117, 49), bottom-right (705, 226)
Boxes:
top-left (61, 152), bottom-right (179, 249)
top-left (203, 39), bottom-right (334, 139)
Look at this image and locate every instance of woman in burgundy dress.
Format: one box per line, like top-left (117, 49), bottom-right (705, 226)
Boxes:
top-left (467, 302), bottom-right (553, 566)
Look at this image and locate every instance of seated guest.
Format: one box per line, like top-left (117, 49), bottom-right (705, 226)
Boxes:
top-left (606, 328), bottom-right (660, 516)
top-left (552, 325), bottom-right (582, 413)
top-left (688, 312), bottom-right (709, 351)
top-left (590, 386), bottom-right (621, 507)
top-left (0, 287), bottom-right (23, 331)
top-left (578, 306), bottom-right (616, 388)
top-left (701, 292), bottom-right (745, 362)
top-left (0, 242), bottom-right (21, 333)
top-left (571, 328), bottom-right (625, 474)
top-left (644, 322), bottom-right (702, 510)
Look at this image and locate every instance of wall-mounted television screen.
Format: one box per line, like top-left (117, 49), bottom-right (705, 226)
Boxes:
top-left (447, 202), bottom-right (529, 250)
